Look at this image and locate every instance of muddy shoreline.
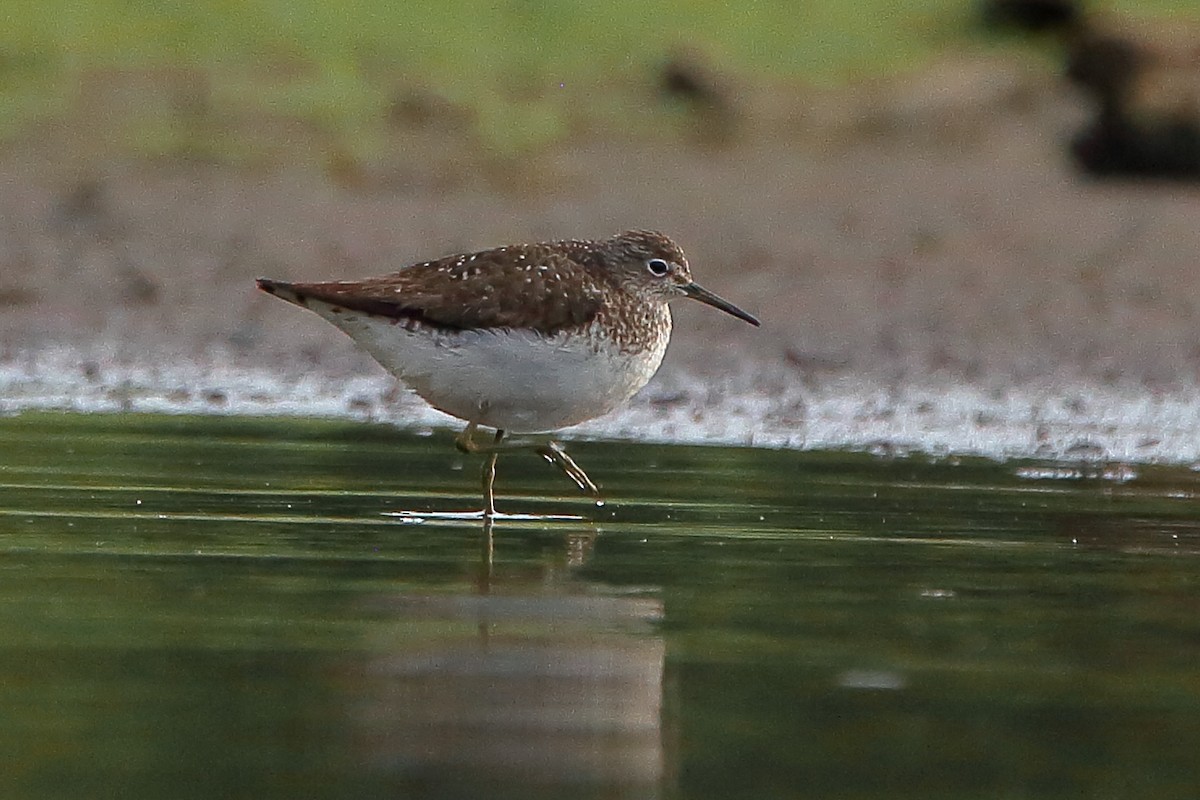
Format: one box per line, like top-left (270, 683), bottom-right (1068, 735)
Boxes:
top-left (4, 57), bottom-right (1200, 463)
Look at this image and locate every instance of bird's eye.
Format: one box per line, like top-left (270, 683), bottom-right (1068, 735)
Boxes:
top-left (646, 258), bottom-right (670, 276)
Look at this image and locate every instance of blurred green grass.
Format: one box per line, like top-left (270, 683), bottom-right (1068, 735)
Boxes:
top-left (0, 0), bottom-right (1190, 164)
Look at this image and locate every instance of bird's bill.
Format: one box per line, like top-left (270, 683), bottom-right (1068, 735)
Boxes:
top-left (682, 282), bottom-right (761, 327)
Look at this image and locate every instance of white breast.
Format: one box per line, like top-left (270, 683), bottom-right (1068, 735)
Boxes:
top-left (308, 303), bottom-right (671, 433)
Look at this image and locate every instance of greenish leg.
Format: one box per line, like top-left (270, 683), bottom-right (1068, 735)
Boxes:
top-left (456, 423), bottom-right (506, 516)
top-left (455, 422), bottom-right (600, 506)
top-left (534, 441), bottom-right (599, 495)
top-left (481, 430), bottom-right (502, 517)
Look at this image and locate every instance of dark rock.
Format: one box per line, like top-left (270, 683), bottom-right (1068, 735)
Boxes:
top-left (982, 0), bottom-right (1083, 33)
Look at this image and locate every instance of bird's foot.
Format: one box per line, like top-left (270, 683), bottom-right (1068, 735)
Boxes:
top-left (537, 441), bottom-right (600, 496)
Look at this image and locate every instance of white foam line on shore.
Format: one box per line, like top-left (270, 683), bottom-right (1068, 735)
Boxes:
top-left (3, 346), bottom-right (1199, 465)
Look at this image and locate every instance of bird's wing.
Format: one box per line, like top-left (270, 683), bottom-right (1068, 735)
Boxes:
top-left (272, 244), bottom-right (606, 334)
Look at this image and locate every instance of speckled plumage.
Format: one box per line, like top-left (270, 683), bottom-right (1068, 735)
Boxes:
top-left (257, 229), bottom-right (757, 439)
top-left (264, 230), bottom-right (692, 347)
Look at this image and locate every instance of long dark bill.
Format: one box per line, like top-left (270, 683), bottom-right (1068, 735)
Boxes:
top-left (682, 282), bottom-right (761, 327)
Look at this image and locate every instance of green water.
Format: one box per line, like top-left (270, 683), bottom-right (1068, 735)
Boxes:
top-left (1, 412), bottom-right (1198, 800)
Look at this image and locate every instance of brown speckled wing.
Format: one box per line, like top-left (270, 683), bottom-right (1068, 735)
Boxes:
top-left (283, 242), bottom-right (607, 334)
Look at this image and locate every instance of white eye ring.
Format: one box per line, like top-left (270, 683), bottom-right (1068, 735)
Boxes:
top-left (646, 258), bottom-right (670, 276)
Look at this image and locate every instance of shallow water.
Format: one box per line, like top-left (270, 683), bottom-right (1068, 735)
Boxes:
top-left (1, 412), bottom-right (1198, 800)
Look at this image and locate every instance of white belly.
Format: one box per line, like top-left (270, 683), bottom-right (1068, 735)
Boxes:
top-left (312, 305), bottom-right (670, 433)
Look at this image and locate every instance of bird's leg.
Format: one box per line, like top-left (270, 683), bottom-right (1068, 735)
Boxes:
top-left (481, 432), bottom-right (502, 517)
top-left (535, 441), bottom-right (599, 495)
top-left (455, 422), bottom-right (600, 498)
top-left (456, 423), bottom-right (505, 516)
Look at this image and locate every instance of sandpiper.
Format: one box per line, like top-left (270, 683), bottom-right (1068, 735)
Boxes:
top-left (256, 229), bottom-right (759, 516)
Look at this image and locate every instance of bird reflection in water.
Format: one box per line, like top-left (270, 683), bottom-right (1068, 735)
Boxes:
top-left (343, 521), bottom-right (667, 797)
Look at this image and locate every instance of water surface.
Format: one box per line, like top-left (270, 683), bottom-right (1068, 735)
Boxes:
top-left (1, 412), bottom-right (1198, 799)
